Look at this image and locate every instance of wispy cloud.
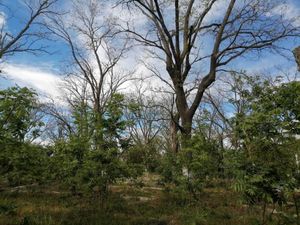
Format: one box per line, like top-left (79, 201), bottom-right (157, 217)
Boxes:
top-left (2, 63), bottom-right (62, 99)
top-left (0, 12), bottom-right (6, 27)
top-left (268, 1), bottom-right (300, 27)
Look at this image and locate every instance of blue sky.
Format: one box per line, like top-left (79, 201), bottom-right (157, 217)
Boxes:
top-left (1, 0), bottom-right (300, 100)
top-left (1, 0), bottom-right (70, 65)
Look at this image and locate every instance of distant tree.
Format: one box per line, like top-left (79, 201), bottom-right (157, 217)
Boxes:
top-left (48, 0), bottom-right (131, 150)
top-left (50, 93), bottom-right (132, 199)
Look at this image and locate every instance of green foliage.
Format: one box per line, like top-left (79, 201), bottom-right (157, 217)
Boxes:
top-left (1, 143), bottom-right (49, 186)
top-left (1, 78), bottom-right (299, 224)
top-left (231, 78), bottom-right (300, 212)
top-left (160, 133), bottom-right (220, 199)
top-left (51, 93), bottom-right (133, 197)
top-left (80, 93), bottom-right (131, 195)
top-left (0, 86), bottom-right (47, 186)
top-left (0, 86), bottom-right (43, 142)
top-left (0, 199), bottom-right (17, 216)
top-left (124, 94), bottom-right (164, 173)
top-left (126, 140), bottom-right (162, 173)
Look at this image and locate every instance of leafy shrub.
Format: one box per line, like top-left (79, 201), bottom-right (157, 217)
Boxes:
top-left (160, 133), bottom-right (221, 200)
top-left (0, 200), bottom-right (17, 215)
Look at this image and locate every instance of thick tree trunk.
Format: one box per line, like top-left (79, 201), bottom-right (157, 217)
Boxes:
top-left (170, 114), bottom-right (180, 153)
top-left (181, 114), bottom-right (193, 148)
top-left (172, 76), bottom-right (193, 147)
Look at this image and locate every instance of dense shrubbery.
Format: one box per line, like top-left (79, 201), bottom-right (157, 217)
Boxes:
top-left (0, 79), bottom-right (299, 224)
top-left (229, 78), bottom-right (300, 223)
top-left (0, 87), bottom-right (48, 186)
top-left (159, 133), bottom-right (221, 200)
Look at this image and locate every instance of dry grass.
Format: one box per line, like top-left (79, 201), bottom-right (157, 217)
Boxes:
top-left (0, 174), bottom-right (298, 225)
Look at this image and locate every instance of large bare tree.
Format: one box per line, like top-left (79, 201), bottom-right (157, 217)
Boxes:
top-left (121, 0), bottom-right (300, 145)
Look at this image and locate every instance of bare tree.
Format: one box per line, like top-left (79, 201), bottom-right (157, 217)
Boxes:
top-left (125, 86), bottom-right (164, 147)
top-left (48, 0), bottom-right (131, 148)
top-left (121, 0), bottom-right (300, 145)
top-left (0, 0), bottom-right (59, 60)
top-left (42, 98), bottom-right (75, 143)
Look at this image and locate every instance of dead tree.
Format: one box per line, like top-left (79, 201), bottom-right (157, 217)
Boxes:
top-left (125, 83), bottom-right (164, 148)
top-left (121, 0), bottom-right (300, 145)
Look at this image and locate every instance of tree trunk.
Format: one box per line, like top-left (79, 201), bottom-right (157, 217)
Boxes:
top-left (94, 101), bottom-right (104, 150)
top-left (181, 113), bottom-right (193, 148)
top-left (173, 77), bottom-right (193, 147)
top-left (294, 192), bottom-right (300, 225)
top-left (293, 46), bottom-right (300, 72)
top-left (170, 114), bottom-right (180, 153)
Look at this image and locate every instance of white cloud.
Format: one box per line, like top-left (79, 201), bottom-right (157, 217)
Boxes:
top-left (0, 12), bottom-right (5, 27)
top-left (2, 63), bottom-right (62, 99)
top-left (204, 0), bottom-right (230, 23)
top-left (269, 2), bottom-right (300, 27)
